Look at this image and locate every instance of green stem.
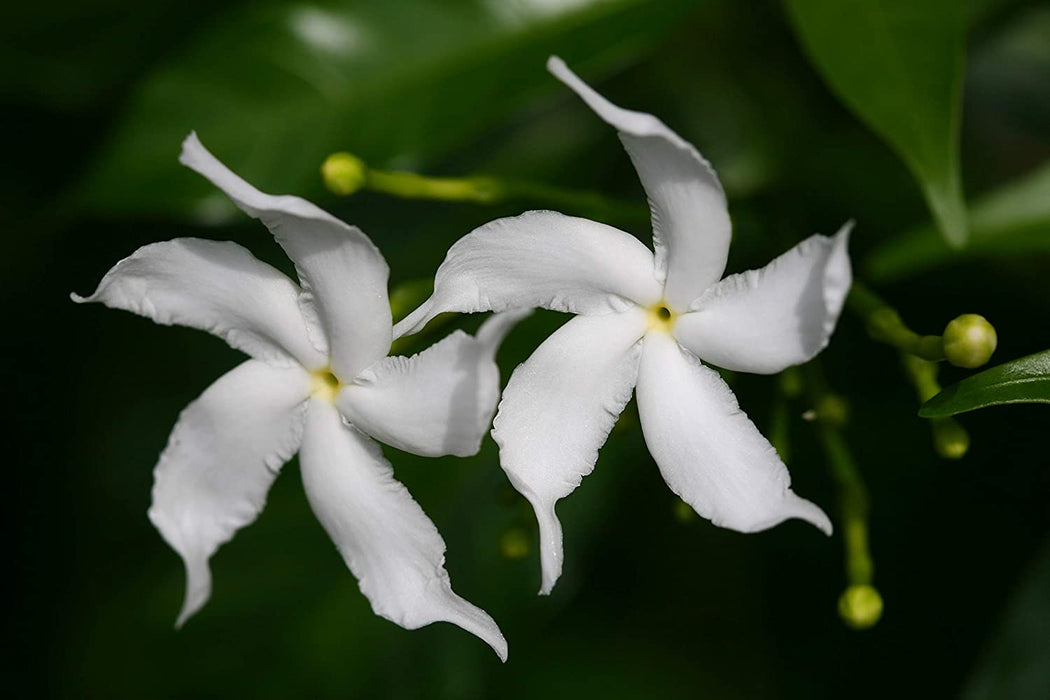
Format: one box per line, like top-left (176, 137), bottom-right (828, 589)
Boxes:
top-left (817, 424), bottom-right (873, 585)
top-left (847, 282), bottom-right (945, 361)
top-left (367, 170), bottom-right (504, 203)
top-left (802, 364), bottom-right (874, 587)
top-left (901, 354), bottom-right (970, 459)
top-left (363, 168), bottom-right (647, 224)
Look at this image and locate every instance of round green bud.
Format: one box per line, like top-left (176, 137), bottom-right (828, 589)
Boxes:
top-left (321, 152), bottom-right (368, 196)
top-left (942, 314), bottom-right (997, 369)
top-left (838, 584), bottom-right (883, 629)
top-left (817, 393), bottom-right (850, 427)
top-left (499, 528), bottom-right (530, 560)
top-left (933, 418), bottom-right (969, 460)
top-left (673, 498), bottom-right (697, 523)
top-left (779, 368), bottom-right (803, 399)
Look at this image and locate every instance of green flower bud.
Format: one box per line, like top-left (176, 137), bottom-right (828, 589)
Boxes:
top-left (932, 417), bottom-right (969, 459)
top-left (838, 584), bottom-right (883, 629)
top-left (816, 393), bottom-right (850, 427)
top-left (321, 152), bottom-right (368, 196)
top-left (942, 314), bottom-right (997, 369)
top-left (499, 528), bottom-right (530, 560)
top-left (778, 367), bottom-right (803, 398)
top-left (673, 498), bottom-right (697, 523)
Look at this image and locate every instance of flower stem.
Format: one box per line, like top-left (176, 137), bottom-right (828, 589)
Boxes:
top-left (802, 363), bottom-right (883, 628)
top-left (323, 152), bottom-right (647, 224)
top-left (847, 282), bottom-right (945, 361)
top-left (817, 422), bottom-right (873, 586)
top-left (901, 354), bottom-right (970, 459)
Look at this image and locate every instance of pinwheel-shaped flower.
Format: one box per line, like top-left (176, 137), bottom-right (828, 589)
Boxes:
top-left (396, 58), bottom-right (852, 593)
top-left (74, 134), bottom-right (522, 658)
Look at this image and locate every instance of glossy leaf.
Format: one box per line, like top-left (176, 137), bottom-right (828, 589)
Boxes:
top-left (919, 349), bottom-right (1050, 417)
top-left (866, 161), bottom-right (1050, 281)
top-left (74, 0), bottom-right (698, 218)
top-left (962, 539), bottom-right (1050, 700)
top-left (784, 0), bottom-right (969, 247)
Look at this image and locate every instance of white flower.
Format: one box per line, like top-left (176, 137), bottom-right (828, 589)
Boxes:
top-left (73, 133), bottom-right (525, 659)
top-left (395, 57), bottom-right (852, 594)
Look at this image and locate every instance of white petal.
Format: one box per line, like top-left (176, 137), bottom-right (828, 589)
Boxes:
top-left (338, 310), bottom-right (529, 457)
top-left (636, 333), bottom-right (831, 535)
top-left (394, 211), bottom-right (660, 337)
top-left (180, 133), bottom-right (391, 379)
top-left (299, 400), bottom-right (507, 660)
top-left (491, 308), bottom-right (646, 594)
top-left (148, 359), bottom-right (311, 627)
top-left (674, 224), bottom-right (852, 374)
top-left (548, 56), bottom-right (731, 310)
top-left (72, 238), bottom-right (325, 369)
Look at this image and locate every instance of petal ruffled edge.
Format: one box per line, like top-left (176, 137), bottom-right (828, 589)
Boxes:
top-left (394, 211), bottom-right (660, 338)
top-left (338, 310), bottom-right (529, 458)
top-left (675, 223), bottom-right (852, 374)
top-left (547, 56), bottom-right (732, 309)
top-left (492, 308), bottom-right (646, 593)
top-left (147, 360), bottom-right (311, 626)
top-left (299, 399), bottom-right (508, 660)
top-left (636, 333), bottom-right (832, 536)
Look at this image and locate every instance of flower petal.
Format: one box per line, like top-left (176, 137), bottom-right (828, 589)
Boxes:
top-left (674, 224), bottom-right (852, 374)
top-left (300, 400), bottom-right (507, 660)
top-left (636, 333), bottom-right (831, 535)
top-left (547, 56), bottom-right (731, 310)
top-left (338, 310), bottom-right (529, 457)
top-left (180, 133), bottom-right (391, 379)
top-left (491, 308), bottom-right (646, 594)
top-left (72, 238), bottom-right (325, 369)
top-left (393, 211), bottom-right (660, 337)
top-left (148, 359), bottom-right (311, 627)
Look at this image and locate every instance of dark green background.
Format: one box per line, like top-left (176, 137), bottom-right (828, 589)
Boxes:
top-left (5, 0), bottom-right (1049, 697)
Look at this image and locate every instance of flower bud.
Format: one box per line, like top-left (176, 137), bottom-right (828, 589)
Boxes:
top-left (932, 417), bottom-right (969, 459)
top-left (838, 584), bottom-right (883, 629)
top-left (942, 314), bottom-right (997, 369)
top-left (673, 498), bottom-right (696, 523)
top-left (778, 367), bottom-right (803, 399)
top-left (321, 152), bottom-right (368, 196)
top-left (816, 393), bottom-right (849, 427)
top-left (499, 528), bottom-right (530, 560)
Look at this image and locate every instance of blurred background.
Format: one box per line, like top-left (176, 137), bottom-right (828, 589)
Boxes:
top-left (4, 0), bottom-right (1049, 697)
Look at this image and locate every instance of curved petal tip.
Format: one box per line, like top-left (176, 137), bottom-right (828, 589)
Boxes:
top-left (179, 131), bottom-right (204, 164)
top-left (491, 632), bottom-right (510, 663)
top-left (786, 493), bottom-right (833, 536)
top-left (172, 552), bottom-right (212, 629)
top-left (531, 496), bottom-right (564, 596)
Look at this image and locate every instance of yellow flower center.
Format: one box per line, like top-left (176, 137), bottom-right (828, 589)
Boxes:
top-left (646, 301), bottom-right (677, 334)
top-left (310, 367), bottom-right (342, 402)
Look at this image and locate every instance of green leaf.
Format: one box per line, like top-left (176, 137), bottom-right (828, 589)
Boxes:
top-left (919, 349), bottom-right (1050, 417)
top-left (866, 161), bottom-right (1050, 282)
top-left (962, 538), bottom-right (1050, 700)
top-left (74, 0), bottom-right (698, 218)
top-left (784, 0), bottom-right (969, 247)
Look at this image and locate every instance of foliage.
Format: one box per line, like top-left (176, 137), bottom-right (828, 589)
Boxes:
top-left (6, 0), bottom-right (1049, 698)
top-left (921, 349), bottom-right (1050, 416)
top-left (785, 0), bottom-right (969, 246)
